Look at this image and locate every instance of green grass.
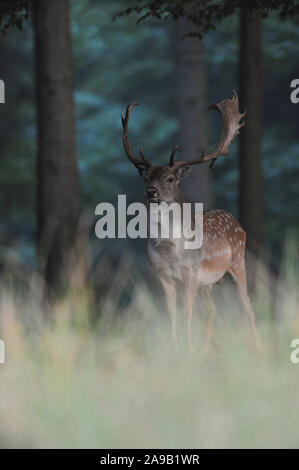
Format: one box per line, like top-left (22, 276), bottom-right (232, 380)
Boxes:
top-left (0, 245), bottom-right (299, 449)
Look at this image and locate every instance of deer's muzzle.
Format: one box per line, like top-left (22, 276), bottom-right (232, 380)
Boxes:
top-left (145, 186), bottom-right (159, 200)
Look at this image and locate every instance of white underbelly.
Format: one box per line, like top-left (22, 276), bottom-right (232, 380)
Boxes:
top-left (197, 268), bottom-right (225, 286)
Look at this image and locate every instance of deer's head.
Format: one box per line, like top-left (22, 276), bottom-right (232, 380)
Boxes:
top-left (121, 92), bottom-right (245, 203)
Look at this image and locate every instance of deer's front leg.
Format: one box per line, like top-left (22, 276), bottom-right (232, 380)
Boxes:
top-left (184, 279), bottom-right (198, 354)
top-left (160, 278), bottom-right (177, 353)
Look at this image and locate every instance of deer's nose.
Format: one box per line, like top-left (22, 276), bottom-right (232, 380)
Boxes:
top-left (145, 186), bottom-right (158, 199)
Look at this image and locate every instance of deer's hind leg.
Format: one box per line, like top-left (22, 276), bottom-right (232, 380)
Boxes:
top-left (160, 278), bottom-right (178, 353)
top-left (199, 286), bottom-right (216, 353)
top-left (229, 261), bottom-right (261, 350)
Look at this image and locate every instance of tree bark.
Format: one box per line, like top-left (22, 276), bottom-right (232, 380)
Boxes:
top-left (176, 19), bottom-right (212, 208)
top-left (34, 0), bottom-right (80, 290)
top-left (239, 12), bottom-right (263, 260)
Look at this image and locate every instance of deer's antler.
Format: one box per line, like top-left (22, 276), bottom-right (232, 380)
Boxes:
top-left (169, 91), bottom-right (246, 170)
top-left (121, 102), bottom-right (151, 175)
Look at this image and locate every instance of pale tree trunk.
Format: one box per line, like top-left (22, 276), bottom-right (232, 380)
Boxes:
top-left (34, 0), bottom-right (80, 291)
top-left (176, 19), bottom-right (212, 208)
top-left (239, 12), bottom-right (263, 264)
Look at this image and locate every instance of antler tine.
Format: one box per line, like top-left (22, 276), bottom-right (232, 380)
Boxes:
top-left (171, 91), bottom-right (246, 170)
top-left (121, 102), bottom-right (151, 174)
top-left (169, 145), bottom-right (179, 166)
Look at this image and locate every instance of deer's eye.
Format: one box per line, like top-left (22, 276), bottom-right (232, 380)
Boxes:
top-left (166, 176), bottom-right (175, 183)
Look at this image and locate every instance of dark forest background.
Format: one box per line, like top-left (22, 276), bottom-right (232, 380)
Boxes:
top-left (1, 1), bottom-right (299, 449)
top-left (0, 0), bottom-right (298, 292)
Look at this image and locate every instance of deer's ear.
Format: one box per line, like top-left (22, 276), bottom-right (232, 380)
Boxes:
top-left (174, 165), bottom-right (192, 181)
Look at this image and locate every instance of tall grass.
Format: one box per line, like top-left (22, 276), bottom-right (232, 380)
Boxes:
top-left (0, 243), bottom-right (298, 449)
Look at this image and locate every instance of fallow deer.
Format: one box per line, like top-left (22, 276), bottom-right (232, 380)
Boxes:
top-left (121, 92), bottom-right (260, 353)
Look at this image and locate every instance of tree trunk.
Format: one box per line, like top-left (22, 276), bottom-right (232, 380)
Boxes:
top-left (34, 0), bottom-right (80, 291)
top-left (176, 19), bottom-right (212, 208)
top-left (239, 12), bottom-right (263, 261)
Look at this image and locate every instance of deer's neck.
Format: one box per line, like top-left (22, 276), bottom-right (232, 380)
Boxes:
top-left (146, 192), bottom-right (187, 250)
top-left (173, 189), bottom-right (185, 205)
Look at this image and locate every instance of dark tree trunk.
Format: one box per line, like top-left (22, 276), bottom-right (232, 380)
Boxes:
top-left (34, 0), bottom-right (80, 290)
top-left (239, 12), bottom-right (263, 261)
top-left (176, 19), bottom-right (212, 208)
